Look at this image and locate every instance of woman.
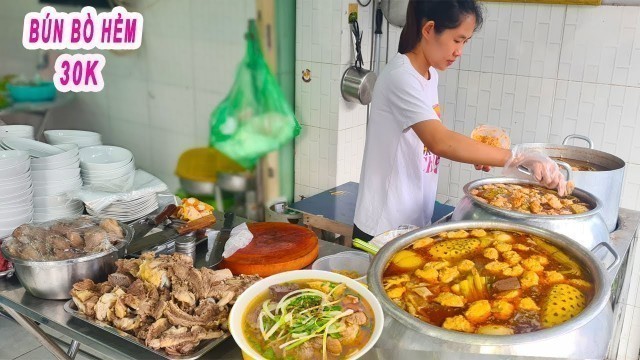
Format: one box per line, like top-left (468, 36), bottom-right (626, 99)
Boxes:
top-left (353, 0), bottom-right (566, 241)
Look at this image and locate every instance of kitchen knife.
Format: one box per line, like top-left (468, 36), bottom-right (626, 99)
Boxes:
top-left (127, 214), bottom-right (216, 255)
top-left (129, 204), bottom-right (177, 242)
top-left (207, 212), bottom-right (235, 269)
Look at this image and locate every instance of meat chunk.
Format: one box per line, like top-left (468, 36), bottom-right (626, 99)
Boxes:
top-left (100, 218), bottom-right (124, 239)
top-left (108, 273), bottom-right (134, 288)
top-left (457, 260), bottom-right (475, 273)
top-left (415, 268), bottom-right (439, 284)
top-left (502, 251), bottom-right (522, 266)
top-left (491, 300), bottom-right (515, 320)
top-left (465, 300), bottom-right (491, 324)
top-left (269, 283), bottom-right (300, 301)
top-left (520, 271), bottom-right (539, 289)
top-left (518, 297), bottom-right (540, 311)
top-left (522, 258), bottom-right (544, 272)
top-left (433, 292), bottom-right (465, 307)
top-left (492, 277), bottom-right (521, 292)
top-left (412, 237), bottom-right (434, 249)
top-left (438, 267), bottom-right (460, 283)
top-left (326, 337), bottom-right (342, 355)
top-left (483, 248), bottom-right (499, 260)
top-left (485, 261), bottom-right (509, 274)
top-left (84, 228), bottom-right (111, 252)
top-left (345, 311), bottom-right (367, 326)
top-left (443, 315), bottom-right (475, 333)
top-left (502, 265), bottom-right (524, 277)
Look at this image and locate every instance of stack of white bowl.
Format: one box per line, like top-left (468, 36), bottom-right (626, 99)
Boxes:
top-left (31, 144), bottom-right (84, 222)
top-left (0, 150), bottom-right (33, 237)
top-left (79, 146), bottom-right (135, 192)
top-left (0, 125), bottom-right (35, 140)
top-left (44, 130), bottom-right (102, 148)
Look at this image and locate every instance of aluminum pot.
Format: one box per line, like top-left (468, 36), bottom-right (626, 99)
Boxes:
top-left (368, 221), bottom-right (619, 359)
top-left (0, 223), bottom-right (133, 300)
top-left (451, 177), bottom-right (609, 250)
top-left (519, 134), bottom-right (626, 232)
top-left (341, 66), bottom-right (377, 105)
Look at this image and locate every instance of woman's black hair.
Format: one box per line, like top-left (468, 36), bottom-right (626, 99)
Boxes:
top-left (398, 0), bottom-right (484, 54)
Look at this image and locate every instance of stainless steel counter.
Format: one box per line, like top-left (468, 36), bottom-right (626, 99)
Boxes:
top-left (1, 208), bottom-right (638, 360)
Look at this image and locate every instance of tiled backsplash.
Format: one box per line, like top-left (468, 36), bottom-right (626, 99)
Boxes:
top-left (295, 1), bottom-right (640, 212)
top-left (0, 0), bottom-right (254, 192)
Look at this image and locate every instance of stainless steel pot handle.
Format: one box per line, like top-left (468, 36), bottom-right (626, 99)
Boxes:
top-left (563, 134), bottom-right (594, 149)
top-left (517, 160), bottom-right (573, 181)
top-left (591, 241), bottom-right (620, 272)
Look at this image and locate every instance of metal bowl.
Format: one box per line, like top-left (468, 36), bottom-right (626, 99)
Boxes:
top-left (0, 222), bottom-right (133, 300)
top-left (216, 172), bottom-right (253, 193)
top-left (451, 177), bottom-right (610, 249)
top-left (368, 221), bottom-right (618, 358)
top-left (180, 178), bottom-right (216, 196)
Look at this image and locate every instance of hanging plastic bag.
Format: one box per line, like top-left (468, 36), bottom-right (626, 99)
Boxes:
top-left (209, 20), bottom-right (301, 169)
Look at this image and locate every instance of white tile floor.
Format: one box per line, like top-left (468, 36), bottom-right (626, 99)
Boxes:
top-left (0, 315), bottom-right (110, 360)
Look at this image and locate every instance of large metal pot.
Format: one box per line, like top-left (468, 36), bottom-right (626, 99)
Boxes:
top-left (451, 177), bottom-right (609, 250)
top-left (368, 221), bottom-right (619, 358)
top-left (519, 134), bottom-right (626, 232)
top-left (0, 223), bottom-right (133, 300)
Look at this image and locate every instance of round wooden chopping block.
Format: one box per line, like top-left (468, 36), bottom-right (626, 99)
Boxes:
top-left (219, 222), bottom-right (319, 277)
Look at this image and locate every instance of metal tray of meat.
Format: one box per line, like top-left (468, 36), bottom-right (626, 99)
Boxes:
top-left (63, 300), bottom-right (230, 360)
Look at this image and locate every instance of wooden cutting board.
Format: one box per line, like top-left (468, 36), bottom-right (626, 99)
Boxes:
top-left (219, 222), bottom-right (319, 277)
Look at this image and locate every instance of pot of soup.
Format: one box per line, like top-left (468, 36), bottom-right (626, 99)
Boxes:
top-left (518, 134), bottom-right (625, 232)
top-left (367, 221), bottom-right (618, 358)
top-left (451, 178), bottom-right (609, 250)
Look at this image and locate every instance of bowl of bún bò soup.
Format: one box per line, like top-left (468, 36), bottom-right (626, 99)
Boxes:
top-left (229, 270), bottom-right (384, 360)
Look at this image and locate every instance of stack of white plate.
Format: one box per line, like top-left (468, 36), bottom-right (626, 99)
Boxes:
top-left (86, 194), bottom-right (158, 222)
top-left (44, 130), bottom-right (102, 148)
top-left (79, 146), bottom-right (135, 192)
top-left (31, 143), bottom-right (84, 222)
top-left (0, 125), bottom-right (35, 140)
top-left (0, 150), bottom-right (34, 237)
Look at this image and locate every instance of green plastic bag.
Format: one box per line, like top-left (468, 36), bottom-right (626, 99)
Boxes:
top-left (209, 20), bottom-right (301, 169)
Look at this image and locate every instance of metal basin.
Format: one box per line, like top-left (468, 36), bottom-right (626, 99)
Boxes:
top-left (519, 134), bottom-right (626, 232)
top-left (451, 177), bottom-right (610, 250)
top-left (368, 221), bottom-right (618, 358)
top-left (0, 223), bottom-right (133, 300)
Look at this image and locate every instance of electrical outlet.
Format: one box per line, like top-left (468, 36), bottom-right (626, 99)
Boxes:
top-left (348, 3), bottom-right (358, 22)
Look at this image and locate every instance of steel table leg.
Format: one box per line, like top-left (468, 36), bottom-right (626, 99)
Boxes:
top-left (1, 306), bottom-right (71, 360)
top-left (67, 340), bottom-right (80, 359)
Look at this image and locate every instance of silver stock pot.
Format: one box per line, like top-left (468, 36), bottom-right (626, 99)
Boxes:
top-left (519, 134), bottom-right (626, 232)
top-left (451, 177), bottom-right (609, 250)
top-left (367, 221), bottom-right (618, 359)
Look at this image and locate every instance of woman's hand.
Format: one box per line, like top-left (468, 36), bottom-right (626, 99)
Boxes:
top-left (474, 165), bottom-right (491, 172)
top-left (503, 146), bottom-right (568, 196)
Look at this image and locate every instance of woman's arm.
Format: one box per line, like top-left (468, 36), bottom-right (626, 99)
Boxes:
top-left (412, 120), bottom-right (511, 166)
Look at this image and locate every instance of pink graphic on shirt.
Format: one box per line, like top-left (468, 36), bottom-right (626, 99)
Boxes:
top-left (423, 148), bottom-right (440, 174)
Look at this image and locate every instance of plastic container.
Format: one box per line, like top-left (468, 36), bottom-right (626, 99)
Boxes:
top-left (7, 82), bottom-right (56, 102)
top-left (470, 124), bottom-right (511, 149)
top-left (311, 251), bottom-right (371, 283)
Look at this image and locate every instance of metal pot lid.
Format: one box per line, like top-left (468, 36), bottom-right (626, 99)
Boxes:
top-left (367, 220), bottom-right (612, 346)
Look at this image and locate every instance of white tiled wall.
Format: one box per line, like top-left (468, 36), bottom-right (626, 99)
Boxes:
top-left (0, 0), bottom-right (255, 192)
top-left (294, 0), bottom-right (372, 199)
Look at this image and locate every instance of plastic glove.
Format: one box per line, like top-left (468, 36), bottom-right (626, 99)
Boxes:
top-left (503, 146), bottom-right (568, 196)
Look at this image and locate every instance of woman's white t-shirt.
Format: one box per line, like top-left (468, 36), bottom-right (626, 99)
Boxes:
top-left (354, 53), bottom-right (441, 236)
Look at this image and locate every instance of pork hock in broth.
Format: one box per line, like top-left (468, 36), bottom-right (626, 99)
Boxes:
top-left (243, 280), bottom-right (374, 359)
top-left (383, 229), bottom-right (594, 335)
